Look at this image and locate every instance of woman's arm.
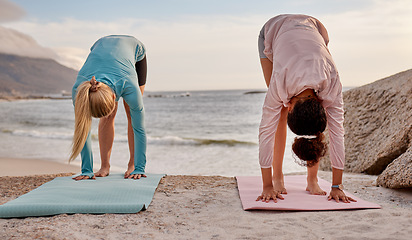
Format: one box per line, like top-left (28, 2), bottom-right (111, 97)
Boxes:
top-left (73, 131), bottom-right (95, 180)
top-left (257, 93), bottom-right (284, 199)
top-left (123, 83), bottom-right (147, 178)
top-left (328, 168), bottom-right (356, 203)
top-left (257, 106), bottom-right (288, 202)
top-left (325, 93), bottom-right (356, 202)
top-left (325, 94), bottom-right (345, 170)
top-left (71, 84), bottom-right (95, 180)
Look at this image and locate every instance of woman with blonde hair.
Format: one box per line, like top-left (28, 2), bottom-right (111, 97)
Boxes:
top-left (70, 35), bottom-right (147, 180)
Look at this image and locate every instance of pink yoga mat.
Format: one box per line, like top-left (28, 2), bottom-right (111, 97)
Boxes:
top-left (236, 175), bottom-right (381, 211)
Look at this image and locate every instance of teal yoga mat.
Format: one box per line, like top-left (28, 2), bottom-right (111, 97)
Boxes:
top-left (0, 173), bottom-right (164, 218)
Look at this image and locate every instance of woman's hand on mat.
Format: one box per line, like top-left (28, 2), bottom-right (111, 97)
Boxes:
top-left (125, 174), bottom-right (147, 180)
top-left (72, 175), bottom-right (96, 181)
top-left (256, 186), bottom-right (285, 203)
top-left (124, 163), bottom-right (147, 179)
top-left (328, 188), bottom-right (357, 203)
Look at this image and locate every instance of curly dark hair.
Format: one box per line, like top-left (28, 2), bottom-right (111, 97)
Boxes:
top-left (292, 133), bottom-right (327, 167)
top-left (287, 98), bottom-right (327, 167)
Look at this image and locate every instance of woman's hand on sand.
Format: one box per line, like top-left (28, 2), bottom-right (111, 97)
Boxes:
top-left (72, 175), bottom-right (96, 181)
top-left (328, 188), bottom-right (357, 203)
top-left (256, 186), bottom-right (285, 203)
top-left (125, 173), bottom-right (147, 180)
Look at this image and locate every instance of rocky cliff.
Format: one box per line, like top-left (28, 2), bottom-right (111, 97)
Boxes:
top-left (320, 69), bottom-right (412, 188)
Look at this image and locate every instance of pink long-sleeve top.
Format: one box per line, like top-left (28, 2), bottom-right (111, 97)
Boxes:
top-left (259, 14), bottom-right (345, 170)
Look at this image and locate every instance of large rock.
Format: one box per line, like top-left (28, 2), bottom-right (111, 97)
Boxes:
top-left (320, 69), bottom-right (412, 188)
top-left (376, 147), bottom-right (412, 188)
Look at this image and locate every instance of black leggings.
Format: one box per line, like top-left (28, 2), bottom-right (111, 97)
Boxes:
top-left (135, 56), bottom-right (147, 86)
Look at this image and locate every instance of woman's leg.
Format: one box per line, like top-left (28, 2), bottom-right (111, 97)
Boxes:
top-left (306, 161), bottom-right (326, 195)
top-left (95, 102), bottom-right (118, 177)
top-left (123, 99), bottom-right (135, 177)
top-left (272, 106), bottom-right (288, 194)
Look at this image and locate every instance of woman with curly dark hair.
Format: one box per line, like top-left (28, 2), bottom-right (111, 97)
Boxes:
top-left (256, 14), bottom-right (356, 203)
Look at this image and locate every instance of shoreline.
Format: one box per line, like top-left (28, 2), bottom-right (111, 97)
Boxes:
top-left (0, 157), bottom-right (80, 177)
top-left (0, 157), bottom-right (128, 177)
top-left (1, 158), bottom-right (411, 239)
top-left (0, 95), bottom-right (72, 102)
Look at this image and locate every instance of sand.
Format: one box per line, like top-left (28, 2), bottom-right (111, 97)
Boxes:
top-left (0, 158), bottom-right (80, 177)
top-left (1, 158), bottom-right (411, 240)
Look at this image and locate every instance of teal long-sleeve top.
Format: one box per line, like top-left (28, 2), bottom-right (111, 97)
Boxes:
top-left (72, 35), bottom-right (147, 178)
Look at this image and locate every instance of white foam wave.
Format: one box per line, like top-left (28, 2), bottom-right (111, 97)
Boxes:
top-left (8, 129), bottom-right (73, 140)
top-left (147, 136), bottom-right (197, 145)
top-left (2, 129), bottom-right (256, 147)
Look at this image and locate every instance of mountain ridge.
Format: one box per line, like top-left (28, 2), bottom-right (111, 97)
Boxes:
top-left (0, 53), bottom-right (78, 96)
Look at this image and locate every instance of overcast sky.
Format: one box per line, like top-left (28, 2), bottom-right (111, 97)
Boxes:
top-left (1, 0), bottom-right (411, 91)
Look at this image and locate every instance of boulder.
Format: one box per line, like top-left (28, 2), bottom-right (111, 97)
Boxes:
top-left (376, 147), bottom-right (412, 188)
top-left (320, 69), bottom-right (412, 188)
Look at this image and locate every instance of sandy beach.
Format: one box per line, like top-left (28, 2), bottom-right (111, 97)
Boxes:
top-left (0, 158), bottom-right (80, 177)
top-left (1, 158), bottom-right (411, 240)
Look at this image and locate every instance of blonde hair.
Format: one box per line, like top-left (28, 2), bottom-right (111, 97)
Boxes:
top-left (69, 79), bottom-right (115, 162)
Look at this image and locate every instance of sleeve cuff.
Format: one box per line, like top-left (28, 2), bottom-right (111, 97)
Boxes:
top-left (73, 172), bottom-right (95, 178)
top-left (331, 165), bottom-right (345, 170)
top-left (130, 170), bottom-right (145, 175)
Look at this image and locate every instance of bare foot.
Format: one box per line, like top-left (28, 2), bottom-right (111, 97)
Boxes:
top-left (272, 177), bottom-right (288, 195)
top-left (94, 167), bottom-right (110, 177)
top-left (306, 180), bottom-right (326, 195)
top-left (124, 163), bottom-right (134, 178)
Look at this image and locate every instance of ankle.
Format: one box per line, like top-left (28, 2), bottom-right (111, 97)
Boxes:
top-left (272, 173), bottom-right (284, 182)
top-left (100, 164), bottom-right (111, 169)
top-left (307, 176), bottom-right (318, 183)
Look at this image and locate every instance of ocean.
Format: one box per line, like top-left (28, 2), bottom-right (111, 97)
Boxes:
top-left (0, 90), bottom-right (308, 176)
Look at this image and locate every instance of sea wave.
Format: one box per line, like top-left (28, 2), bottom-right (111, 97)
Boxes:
top-left (3, 128), bottom-right (73, 140)
top-left (2, 129), bottom-right (257, 147)
top-left (2, 128), bottom-right (101, 141)
top-left (147, 136), bottom-right (256, 147)
top-left (146, 92), bottom-right (191, 98)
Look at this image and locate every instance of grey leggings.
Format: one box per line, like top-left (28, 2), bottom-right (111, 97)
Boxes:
top-left (258, 25), bottom-right (267, 58)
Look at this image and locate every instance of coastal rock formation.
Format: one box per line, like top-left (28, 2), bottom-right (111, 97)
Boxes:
top-left (376, 147), bottom-right (412, 188)
top-left (320, 69), bottom-right (412, 188)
